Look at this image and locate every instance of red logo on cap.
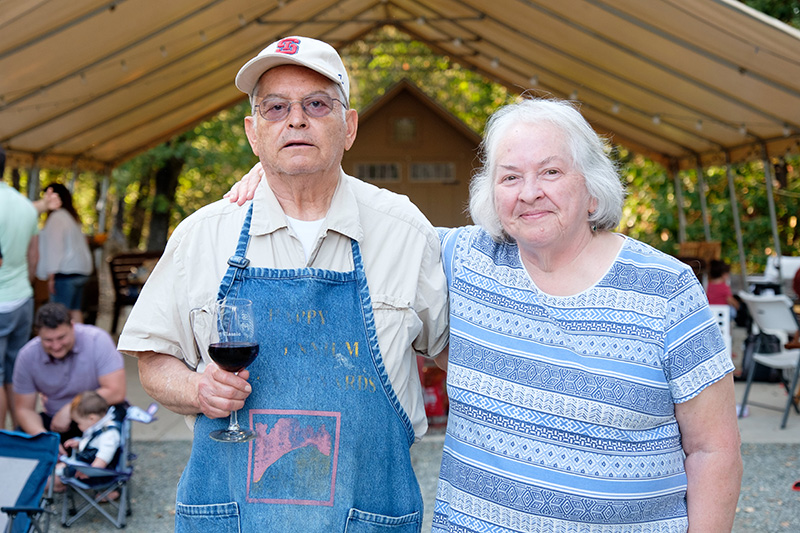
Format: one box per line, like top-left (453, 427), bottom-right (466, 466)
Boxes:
top-left (275, 38), bottom-right (300, 55)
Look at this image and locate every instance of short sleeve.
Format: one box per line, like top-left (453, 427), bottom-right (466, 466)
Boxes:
top-left (663, 270), bottom-right (735, 403)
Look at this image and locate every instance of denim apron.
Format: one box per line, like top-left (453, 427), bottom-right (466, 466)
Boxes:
top-left (175, 205), bottom-right (423, 532)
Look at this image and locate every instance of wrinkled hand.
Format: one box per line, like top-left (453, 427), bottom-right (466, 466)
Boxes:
top-left (196, 362), bottom-right (252, 419)
top-left (224, 162), bottom-right (263, 205)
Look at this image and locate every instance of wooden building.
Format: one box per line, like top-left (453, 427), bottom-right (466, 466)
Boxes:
top-left (342, 80), bottom-right (481, 228)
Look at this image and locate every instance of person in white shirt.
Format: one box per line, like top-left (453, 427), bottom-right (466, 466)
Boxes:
top-left (36, 183), bottom-right (93, 324)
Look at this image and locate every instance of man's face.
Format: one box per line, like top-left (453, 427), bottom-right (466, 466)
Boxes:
top-left (39, 323), bottom-right (75, 359)
top-left (244, 65), bottom-right (357, 181)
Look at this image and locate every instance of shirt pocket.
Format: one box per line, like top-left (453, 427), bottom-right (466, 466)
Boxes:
top-left (344, 508), bottom-right (421, 533)
top-left (174, 501), bottom-right (241, 533)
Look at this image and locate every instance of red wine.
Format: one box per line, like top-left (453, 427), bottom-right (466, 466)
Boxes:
top-left (208, 342), bottom-right (259, 372)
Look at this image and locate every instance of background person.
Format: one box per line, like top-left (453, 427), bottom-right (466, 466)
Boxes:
top-left (36, 182), bottom-right (93, 324)
top-left (60, 391), bottom-right (122, 471)
top-left (707, 258), bottom-right (740, 320)
top-left (13, 303), bottom-right (126, 444)
top-left (0, 145), bottom-right (39, 430)
top-left (118, 36), bottom-right (448, 531)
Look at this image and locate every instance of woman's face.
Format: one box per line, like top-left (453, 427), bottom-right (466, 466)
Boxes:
top-left (493, 122), bottom-right (596, 252)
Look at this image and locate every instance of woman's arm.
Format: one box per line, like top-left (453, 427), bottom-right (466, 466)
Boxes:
top-left (675, 374), bottom-right (742, 532)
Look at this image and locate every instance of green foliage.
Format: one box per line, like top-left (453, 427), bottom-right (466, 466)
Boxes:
top-left (345, 26), bottom-right (513, 133)
top-left (740, 0), bottom-right (800, 27)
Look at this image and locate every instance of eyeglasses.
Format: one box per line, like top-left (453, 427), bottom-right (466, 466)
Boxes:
top-left (254, 94), bottom-right (346, 122)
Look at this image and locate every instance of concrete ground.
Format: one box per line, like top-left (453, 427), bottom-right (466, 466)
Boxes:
top-left (29, 300), bottom-right (800, 531)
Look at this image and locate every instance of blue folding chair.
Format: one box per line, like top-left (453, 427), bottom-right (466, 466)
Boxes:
top-left (0, 430), bottom-right (59, 533)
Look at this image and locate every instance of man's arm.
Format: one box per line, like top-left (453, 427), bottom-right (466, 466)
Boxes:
top-left (96, 368), bottom-right (127, 405)
top-left (14, 392), bottom-right (46, 435)
top-left (27, 234), bottom-right (38, 284)
top-left (136, 351), bottom-right (252, 419)
top-left (675, 374), bottom-right (742, 532)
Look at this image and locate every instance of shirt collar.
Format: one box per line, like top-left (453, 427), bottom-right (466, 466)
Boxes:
top-left (249, 169), bottom-right (363, 242)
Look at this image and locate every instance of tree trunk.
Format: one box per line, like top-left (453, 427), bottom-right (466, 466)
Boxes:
top-left (127, 174), bottom-right (151, 250)
top-left (146, 155), bottom-right (184, 252)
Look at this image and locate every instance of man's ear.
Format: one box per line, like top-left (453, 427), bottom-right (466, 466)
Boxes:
top-left (344, 109), bottom-right (358, 151)
top-left (244, 115), bottom-right (260, 157)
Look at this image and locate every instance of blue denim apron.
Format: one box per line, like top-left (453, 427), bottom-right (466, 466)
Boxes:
top-left (175, 205), bottom-right (423, 532)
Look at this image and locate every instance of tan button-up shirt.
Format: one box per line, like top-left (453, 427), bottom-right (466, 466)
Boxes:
top-left (118, 172), bottom-right (449, 439)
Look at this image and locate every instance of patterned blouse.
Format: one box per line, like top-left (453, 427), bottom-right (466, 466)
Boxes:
top-left (433, 226), bottom-right (734, 533)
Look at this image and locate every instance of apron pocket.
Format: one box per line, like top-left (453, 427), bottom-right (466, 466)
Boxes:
top-left (344, 508), bottom-right (421, 533)
top-left (175, 501), bottom-right (241, 533)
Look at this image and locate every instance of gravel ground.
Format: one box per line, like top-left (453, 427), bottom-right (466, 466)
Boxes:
top-left (44, 438), bottom-right (798, 532)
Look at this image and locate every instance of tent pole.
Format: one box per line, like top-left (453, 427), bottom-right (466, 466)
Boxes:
top-left (760, 143), bottom-right (782, 264)
top-left (725, 153), bottom-right (748, 291)
top-left (26, 159), bottom-right (40, 201)
top-left (97, 170), bottom-right (110, 235)
top-left (670, 160), bottom-right (687, 243)
top-left (67, 162), bottom-right (79, 193)
top-left (695, 159), bottom-right (711, 241)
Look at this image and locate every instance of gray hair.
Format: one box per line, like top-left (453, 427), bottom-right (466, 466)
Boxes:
top-left (469, 97), bottom-right (625, 242)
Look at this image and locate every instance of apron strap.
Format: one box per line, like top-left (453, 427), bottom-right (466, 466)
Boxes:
top-left (218, 204), bottom-right (254, 301)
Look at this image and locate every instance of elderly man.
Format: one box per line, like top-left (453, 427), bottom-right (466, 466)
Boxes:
top-left (13, 303), bottom-right (126, 441)
top-left (118, 36), bottom-right (448, 531)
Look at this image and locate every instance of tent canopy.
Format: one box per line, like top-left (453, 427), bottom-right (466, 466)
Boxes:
top-left (2, 0), bottom-right (800, 172)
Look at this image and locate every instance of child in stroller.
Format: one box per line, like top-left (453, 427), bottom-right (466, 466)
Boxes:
top-left (56, 391), bottom-right (121, 497)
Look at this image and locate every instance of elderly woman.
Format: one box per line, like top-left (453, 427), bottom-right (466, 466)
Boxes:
top-left (226, 97), bottom-right (742, 531)
top-left (433, 98), bottom-right (741, 532)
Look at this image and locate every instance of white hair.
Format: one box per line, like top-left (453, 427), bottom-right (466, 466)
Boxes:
top-left (469, 97), bottom-right (625, 242)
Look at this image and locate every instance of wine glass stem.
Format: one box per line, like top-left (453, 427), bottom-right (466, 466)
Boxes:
top-left (229, 409), bottom-right (241, 431)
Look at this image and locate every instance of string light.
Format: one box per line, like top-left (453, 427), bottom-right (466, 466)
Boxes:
top-left (238, 14), bottom-right (246, 26)
top-left (416, 16), bottom-right (426, 26)
top-left (695, 119), bottom-right (703, 131)
top-left (120, 59), bottom-right (128, 72)
top-left (611, 102), bottom-right (620, 114)
top-left (739, 123), bottom-right (747, 136)
top-left (160, 46), bottom-right (167, 58)
top-left (452, 37), bottom-right (463, 47)
top-left (528, 75), bottom-right (538, 86)
top-left (80, 72), bottom-right (87, 85)
top-left (652, 114), bottom-right (661, 125)
top-left (199, 30), bottom-right (207, 42)
top-left (569, 90), bottom-right (578, 100)
top-left (490, 57), bottom-right (499, 69)
top-left (783, 124), bottom-right (791, 137)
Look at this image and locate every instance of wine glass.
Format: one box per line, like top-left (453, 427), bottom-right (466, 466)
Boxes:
top-left (191, 298), bottom-right (259, 442)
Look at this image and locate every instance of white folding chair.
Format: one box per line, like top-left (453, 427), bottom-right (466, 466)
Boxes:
top-left (737, 292), bottom-right (800, 428)
top-left (708, 305), bottom-right (732, 359)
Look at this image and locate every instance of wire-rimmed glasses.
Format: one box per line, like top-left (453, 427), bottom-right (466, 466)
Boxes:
top-left (254, 94), bottom-right (346, 121)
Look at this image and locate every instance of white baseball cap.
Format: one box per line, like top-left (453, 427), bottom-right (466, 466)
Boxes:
top-left (235, 36), bottom-right (349, 102)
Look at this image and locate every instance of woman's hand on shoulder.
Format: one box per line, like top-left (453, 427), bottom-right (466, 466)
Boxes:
top-left (224, 162), bottom-right (263, 205)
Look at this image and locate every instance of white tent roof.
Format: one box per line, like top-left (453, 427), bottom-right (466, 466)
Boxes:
top-left (2, 0), bottom-right (800, 172)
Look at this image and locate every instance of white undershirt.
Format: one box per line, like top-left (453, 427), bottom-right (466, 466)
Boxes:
top-left (286, 216), bottom-right (326, 262)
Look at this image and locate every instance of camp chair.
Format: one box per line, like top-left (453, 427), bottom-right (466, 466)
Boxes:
top-left (0, 430), bottom-right (59, 533)
top-left (738, 292), bottom-right (800, 428)
top-left (59, 402), bottom-right (158, 529)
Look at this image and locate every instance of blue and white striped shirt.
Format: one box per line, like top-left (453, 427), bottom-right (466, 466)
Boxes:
top-left (433, 226), bottom-right (734, 533)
